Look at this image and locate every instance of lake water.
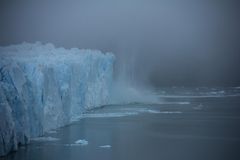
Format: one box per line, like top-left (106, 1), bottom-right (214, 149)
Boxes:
top-left (2, 87), bottom-right (240, 160)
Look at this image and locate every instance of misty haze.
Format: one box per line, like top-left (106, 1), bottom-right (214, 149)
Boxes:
top-left (0, 0), bottom-right (240, 160)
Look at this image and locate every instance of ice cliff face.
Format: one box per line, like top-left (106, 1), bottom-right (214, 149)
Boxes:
top-left (0, 42), bottom-right (114, 156)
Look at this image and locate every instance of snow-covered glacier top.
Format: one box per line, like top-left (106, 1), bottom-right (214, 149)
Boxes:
top-left (0, 42), bottom-right (115, 156)
top-left (0, 42), bottom-right (114, 64)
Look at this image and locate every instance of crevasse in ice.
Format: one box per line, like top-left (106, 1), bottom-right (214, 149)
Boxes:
top-left (0, 42), bottom-right (114, 156)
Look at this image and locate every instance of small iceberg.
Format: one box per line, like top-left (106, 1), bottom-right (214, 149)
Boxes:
top-left (99, 145), bottom-right (111, 148)
top-left (75, 139), bottom-right (88, 145)
top-left (64, 139), bottom-right (89, 147)
top-left (158, 111), bottom-right (182, 114)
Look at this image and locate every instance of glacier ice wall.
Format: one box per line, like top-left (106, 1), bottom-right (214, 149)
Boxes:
top-left (0, 42), bottom-right (114, 156)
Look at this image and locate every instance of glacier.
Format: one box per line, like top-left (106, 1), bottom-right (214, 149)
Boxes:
top-left (0, 42), bottom-right (114, 156)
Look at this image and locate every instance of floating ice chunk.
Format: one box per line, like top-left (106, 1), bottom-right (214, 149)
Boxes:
top-left (137, 108), bottom-right (181, 114)
top-left (145, 109), bottom-right (183, 114)
top-left (64, 144), bottom-right (85, 147)
top-left (158, 102), bottom-right (190, 105)
top-left (128, 108), bottom-right (160, 114)
top-left (64, 139), bottom-right (88, 147)
top-left (158, 111), bottom-right (182, 114)
top-left (75, 139), bottom-right (88, 145)
top-left (79, 107), bottom-right (180, 119)
top-left (80, 112), bottom-right (138, 118)
top-left (147, 110), bottom-right (161, 114)
top-left (31, 136), bottom-right (59, 142)
top-left (99, 145), bottom-right (111, 148)
top-left (174, 102), bottom-right (190, 105)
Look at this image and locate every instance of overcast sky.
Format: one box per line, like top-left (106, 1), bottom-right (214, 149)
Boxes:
top-left (1, 0), bottom-right (240, 87)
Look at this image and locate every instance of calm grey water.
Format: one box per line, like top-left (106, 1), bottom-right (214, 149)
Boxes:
top-left (2, 87), bottom-right (240, 160)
